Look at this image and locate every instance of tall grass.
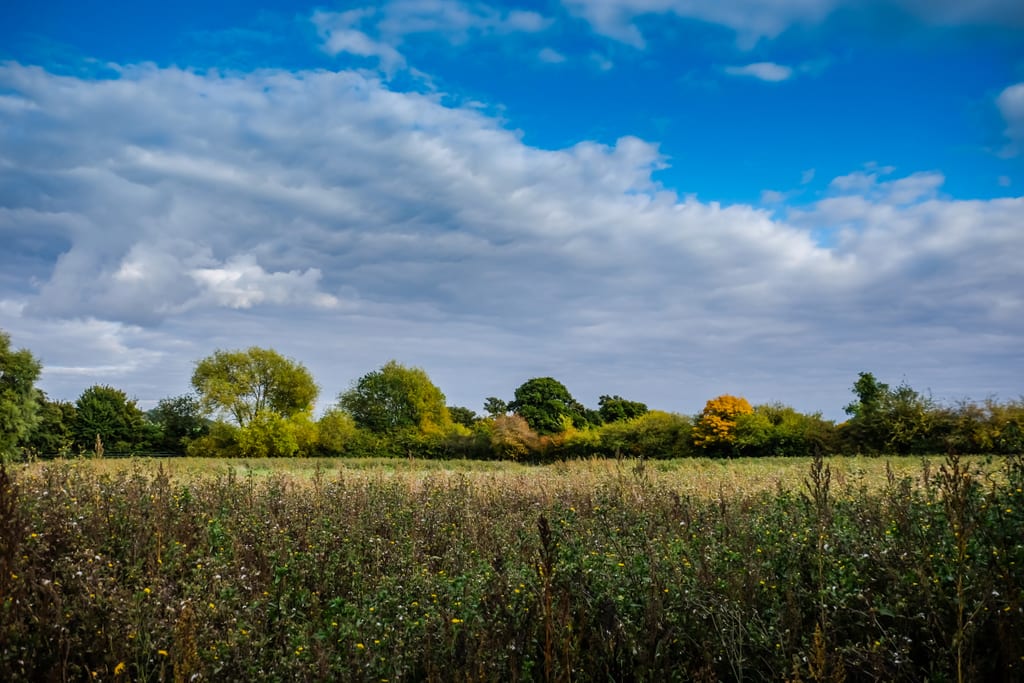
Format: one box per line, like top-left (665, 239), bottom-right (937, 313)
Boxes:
top-left (1, 455), bottom-right (1021, 681)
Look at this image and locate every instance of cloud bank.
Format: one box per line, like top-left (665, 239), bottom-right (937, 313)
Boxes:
top-left (0, 61), bottom-right (1021, 415)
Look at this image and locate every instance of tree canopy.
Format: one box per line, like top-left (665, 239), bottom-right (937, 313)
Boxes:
top-left (72, 385), bottom-right (149, 453)
top-left (692, 394), bottom-right (754, 454)
top-left (598, 395), bottom-right (648, 423)
top-left (0, 331), bottom-right (42, 460)
top-left (191, 347), bottom-right (318, 426)
top-left (338, 360), bottom-right (450, 434)
top-left (508, 377), bottom-right (588, 435)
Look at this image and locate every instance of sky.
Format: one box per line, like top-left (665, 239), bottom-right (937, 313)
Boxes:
top-left (1, 0), bottom-right (1023, 421)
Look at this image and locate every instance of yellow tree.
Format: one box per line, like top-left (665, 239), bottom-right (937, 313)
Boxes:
top-left (693, 394), bottom-right (753, 454)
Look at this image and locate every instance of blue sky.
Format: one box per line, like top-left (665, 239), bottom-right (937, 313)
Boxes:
top-left (1, 0), bottom-right (1022, 419)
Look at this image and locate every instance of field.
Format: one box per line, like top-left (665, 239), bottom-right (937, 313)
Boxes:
top-left (1, 454), bottom-right (1022, 681)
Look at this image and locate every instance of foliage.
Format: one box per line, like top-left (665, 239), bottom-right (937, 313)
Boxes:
top-left (599, 410), bottom-right (694, 459)
top-left (20, 395), bottom-right (76, 458)
top-left (3, 455), bottom-right (1022, 681)
top-left (191, 347), bottom-right (318, 427)
top-left (447, 406), bottom-right (478, 428)
top-left (508, 377), bottom-right (589, 435)
top-left (146, 395), bottom-right (209, 454)
top-left (734, 403), bottom-right (837, 458)
top-left (235, 410), bottom-right (319, 458)
top-left (72, 385), bottom-right (151, 454)
top-left (482, 397), bottom-right (507, 417)
top-left (692, 394), bottom-right (753, 455)
top-left (597, 394), bottom-right (648, 423)
top-left (487, 414), bottom-right (541, 460)
top-left (0, 331), bottom-right (42, 461)
top-left (316, 408), bottom-right (361, 456)
top-left (841, 372), bottom-right (942, 455)
top-left (338, 360), bottom-right (451, 434)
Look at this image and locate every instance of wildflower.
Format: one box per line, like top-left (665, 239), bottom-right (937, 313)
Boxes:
top-left (356, 643), bottom-right (366, 650)
top-left (114, 662), bottom-right (126, 675)
top-left (451, 618), bottom-right (463, 624)
top-left (158, 650), bottom-right (168, 657)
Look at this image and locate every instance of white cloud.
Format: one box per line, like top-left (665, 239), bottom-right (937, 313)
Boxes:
top-left (997, 82), bottom-right (1024, 156)
top-left (724, 62), bottom-right (793, 82)
top-left (312, 1), bottom-right (553, 72)
top-left (538, 47), bottom-right (567, 63)
top-left (0, 61), bottom-right (1021, 416)
top-left (562, 0), bottom-right (1024, 48)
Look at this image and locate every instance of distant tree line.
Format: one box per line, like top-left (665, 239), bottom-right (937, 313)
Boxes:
top-left (1, 331), bottom-right (1021, 462)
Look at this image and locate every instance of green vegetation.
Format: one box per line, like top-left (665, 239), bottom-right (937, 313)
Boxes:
top-left (2, 454), bottom-right (1021, 681)
top-left (2, 327), bottom-right (1022, 462)
top-left (0, 331), bottom-right (41, 462)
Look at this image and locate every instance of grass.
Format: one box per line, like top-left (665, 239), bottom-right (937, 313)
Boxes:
top-left (2, 454), bottom-right (1021, 681)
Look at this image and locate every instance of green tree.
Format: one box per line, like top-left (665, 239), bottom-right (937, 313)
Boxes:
top-left (597, 395), bottom-right (648, 423)
top-left (734, 403), bottom-right (836, 457)
top-left (841, 372), bottom-right (938, 454)
top-left (338, 360), bottom-right (451, 434)
top-left (21, 394), bottom-right (76, 457)
top-left (448, 406), bottom-right (478, 428)
top-left (316, 408), bottom-right (361, 455)
top-left (146, 395), bottom-right (210, 454)
top-left (191, 347), bottom-right (318, 427)
top-left (508, 377), bottom-right (588, 435)
top-left (72, 385), bottom-right (149, 453)
top-left (482, 397), bottom-right (508, 417)
top-left (0, 331), bottom-right (42, 460)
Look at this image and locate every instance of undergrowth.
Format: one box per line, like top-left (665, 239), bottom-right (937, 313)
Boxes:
top-left (0, 454), bottom-right (1021, 681)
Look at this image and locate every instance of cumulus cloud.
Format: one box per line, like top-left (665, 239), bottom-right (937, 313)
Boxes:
top-left (0, 60), bottom-right (1021, 414)
top-left (724, 62), bottom-right (793, 82)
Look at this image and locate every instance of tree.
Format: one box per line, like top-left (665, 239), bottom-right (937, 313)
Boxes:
top-left (72, 385), bottom-right (149, 453)
top-left (482, 397), bottom-right (508, 417)
top-left (146, 395), bottom-right (209, 454)
top-left (508, 377), bottom-right (588, 435)
top-left (692, 394), bottom-right (753, 455)
top-left (338, 360), bottom-right (451, 434)
top-left (448, 406), bottom-right (478, 428)
top-left (191, 347), bottom-right (318, 427)
top-left (21, 394), bottom-right (76, 457)
top-left (0, 331), bottom-right (42, 460)
top-left (597, 395), bottom-right (648, 423)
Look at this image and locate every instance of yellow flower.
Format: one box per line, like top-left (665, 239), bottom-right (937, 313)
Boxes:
top-left (356, 643), bottom-right (366, 650)
top-left (158, 650), bottom-right (168, 657)
top-left (451, 618), bottom-right (463, 624)
top-left (114, 662), bottom-right (126, 675)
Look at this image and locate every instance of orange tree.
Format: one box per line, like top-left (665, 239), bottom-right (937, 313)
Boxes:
top-left (692, 394), bottom-right (753, 457)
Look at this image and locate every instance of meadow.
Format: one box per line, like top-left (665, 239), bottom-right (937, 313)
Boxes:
top-left (1, 454), bottom-right (1021, 682)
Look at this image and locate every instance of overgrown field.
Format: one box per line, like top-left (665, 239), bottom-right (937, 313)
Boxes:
top-left (1, 455), bottom-right (1022, 681)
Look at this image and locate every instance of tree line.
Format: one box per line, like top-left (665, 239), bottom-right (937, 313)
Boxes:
top-left (2, 331), bottom-right (1022, 461)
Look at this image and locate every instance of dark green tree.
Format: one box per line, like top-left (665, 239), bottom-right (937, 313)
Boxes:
top-left (146, 395), bottom-right (210, 454)
top-left (448, 406), bottom-right (478, 428)
top-left (508, 377), bottom-right (589, 435)
top-left (597, 395), bottom-right (648, 423)
top-left (21, 394), bottom-right (76, 457)
top-left (338, 360), bottom-right (451, 434)
top-left (191, 347), bottom-right (318, 427)
top-left (482, 397), bottom-right (508, 417)
top-left (72, 385), bottom-right (149, 453)
top-left (0, 331), bottom-right (42, 460)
